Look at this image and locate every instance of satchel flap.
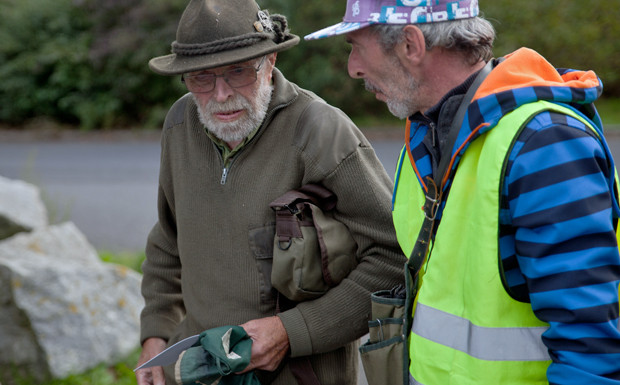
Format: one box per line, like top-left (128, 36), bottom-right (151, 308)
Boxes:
top-left (269, 183), bottom-right (337, 211)
top-left (309, 205), bottom-right (358, 286)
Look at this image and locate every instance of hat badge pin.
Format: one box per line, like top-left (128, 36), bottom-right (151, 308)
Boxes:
top-left (254, 10), bottom-right (274, 33)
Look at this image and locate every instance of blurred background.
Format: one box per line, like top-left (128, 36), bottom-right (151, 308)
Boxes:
top-left (1, 1), bottom-right (619, 383)
top-left (1, 0), bottom-right (619, 132)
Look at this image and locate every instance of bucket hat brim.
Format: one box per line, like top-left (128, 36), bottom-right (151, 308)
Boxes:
top-left (304, 22), bottom-right (369, 41)
top-left (149, 34), bottom-right (300, 76)
top-left (304, 0), bottom-right (480, 41)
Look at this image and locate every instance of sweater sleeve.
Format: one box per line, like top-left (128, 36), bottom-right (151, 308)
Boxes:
top-left (139, 126), bottom-right (186, 345)
top-left (277, 99), bottom-right (407, 356)
top-left (503, 111), bottom-right (620, 384)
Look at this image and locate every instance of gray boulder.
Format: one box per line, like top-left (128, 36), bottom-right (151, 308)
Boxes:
top-left (0, 176), bottom-right (48, 240)
top-left (0, 222), bottom-right (144, 383)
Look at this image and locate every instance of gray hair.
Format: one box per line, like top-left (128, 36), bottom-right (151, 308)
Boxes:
top-left (371, 17), bottom-right (495, 65)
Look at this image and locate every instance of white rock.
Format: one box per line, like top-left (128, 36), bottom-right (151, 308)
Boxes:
top-left (0, 176), bottom-right (48, 239)
top-left (0, 222), bottom-right (143, 381)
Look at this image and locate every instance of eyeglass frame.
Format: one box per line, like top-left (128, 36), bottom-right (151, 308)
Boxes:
top-left (181, 56), bottom-right (267, 93)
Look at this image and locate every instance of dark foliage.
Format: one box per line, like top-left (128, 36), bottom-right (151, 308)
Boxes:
top-left (0, 0), bottom-right (617, 129)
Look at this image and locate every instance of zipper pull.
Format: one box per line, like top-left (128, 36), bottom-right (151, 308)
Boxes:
top-left (220, 168), bottom-right (228, 185)
top-left (430, 122), bottom-right (437, 148)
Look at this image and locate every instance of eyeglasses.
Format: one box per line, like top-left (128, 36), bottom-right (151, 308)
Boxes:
top-left (182, 56), bottom-right (266, 93)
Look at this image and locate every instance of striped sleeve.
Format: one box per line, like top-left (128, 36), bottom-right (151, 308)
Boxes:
top-left (500, 110), bottom-right (620, 384)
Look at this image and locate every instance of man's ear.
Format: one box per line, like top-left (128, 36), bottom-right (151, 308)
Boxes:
top-left (394, 25), bottom-right (426, 70)
top-left (267, 52), bottom-right (277, 81)
top-left (268, 52), bottom-right (278, 66)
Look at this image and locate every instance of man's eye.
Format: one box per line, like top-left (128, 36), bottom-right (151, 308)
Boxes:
top-left (228, 68), bottom-right (248, 77)
top-left (194, 74), bottom-right (213, 82)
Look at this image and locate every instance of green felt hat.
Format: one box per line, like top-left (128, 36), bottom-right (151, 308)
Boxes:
top-left (149, 0), bottom-right (299, 75)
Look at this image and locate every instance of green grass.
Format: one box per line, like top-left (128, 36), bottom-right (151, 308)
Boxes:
top-left (99, 250), bottom-right (146, 274)
top-left (42, 350), bottom-right (141, 385)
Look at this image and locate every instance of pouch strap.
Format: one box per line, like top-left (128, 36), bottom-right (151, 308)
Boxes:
top-left (269, 184), bottom-right (337, 385)
top-left (290, 357), bottom-right (322, 385)
top-left (269, 184), bottom-right (337, 212)
top-left (276, 295), bottom-right (322, 385)
top-left (270, 184), bottom-right (337, 246)
top-left (274, 209), bottom-right (303, 245)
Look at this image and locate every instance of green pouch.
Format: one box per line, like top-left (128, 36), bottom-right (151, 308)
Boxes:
top-left (174, 326), bottom-right (261, 385)
top-left (359, 287), bottom-right (407, 385)
top-left (269, 184), bottom-right (358, 301)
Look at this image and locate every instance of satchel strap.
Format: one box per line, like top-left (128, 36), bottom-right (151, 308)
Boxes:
top-left (270, 184), bottom-right (337, 246)
top-left (270, 184), bottom-right (337, 212)
top-left (270, 184), bottom-right (339, 385)
top-left (290, 357), bottom-right (322, 385)
top-left (276, 292), bottom-right (322, 385)
top-left (274, 210), bottom-right (304, 245)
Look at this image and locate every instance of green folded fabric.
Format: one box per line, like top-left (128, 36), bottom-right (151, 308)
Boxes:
top-left (175, 325), bottom-right (262, 385)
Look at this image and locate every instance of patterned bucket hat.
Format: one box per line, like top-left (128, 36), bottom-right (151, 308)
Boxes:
top-left (305, 0), bottom-right (479, 40)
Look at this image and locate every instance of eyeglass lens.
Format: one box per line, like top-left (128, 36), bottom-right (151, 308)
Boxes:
top-left (183, 57), bottom-right (265, 93)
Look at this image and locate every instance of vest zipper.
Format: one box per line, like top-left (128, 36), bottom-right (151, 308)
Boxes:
top-left (220, 167), bottom-right (228, 185)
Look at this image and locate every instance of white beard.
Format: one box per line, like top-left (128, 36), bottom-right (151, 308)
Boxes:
top-left (364, 56), bottom-right (421, 120)
top-left (192, 76), bottom-right (274, 143)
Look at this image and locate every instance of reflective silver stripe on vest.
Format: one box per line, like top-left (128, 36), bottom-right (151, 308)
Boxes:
top-left (412, 303), bottom-right (551, 361)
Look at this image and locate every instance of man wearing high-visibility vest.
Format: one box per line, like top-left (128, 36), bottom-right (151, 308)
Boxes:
top-left (307, 1), bottom-right (620, 384)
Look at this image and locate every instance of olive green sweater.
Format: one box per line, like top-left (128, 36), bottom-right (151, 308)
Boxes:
top-left (140, 69), bottom-right (405, 385)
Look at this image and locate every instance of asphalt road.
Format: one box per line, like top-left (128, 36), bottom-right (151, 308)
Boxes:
top-left (0, 131), bottom-right (403, 252)
top-left (2, 129), bottom-right (620, 253)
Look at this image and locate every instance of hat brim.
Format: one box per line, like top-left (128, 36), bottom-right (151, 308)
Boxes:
top-left (149, 34), bottom-right (300, 75)
top-left (304, 22), bottom-right (370, 41)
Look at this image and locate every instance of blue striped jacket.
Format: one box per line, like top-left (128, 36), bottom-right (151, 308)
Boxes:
top-left (401, 48), bottom-right (620, 384)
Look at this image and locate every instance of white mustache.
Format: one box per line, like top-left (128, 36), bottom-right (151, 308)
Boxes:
top-left (206, 96), bottom-right (250, 114)
top-left (364, 80), bottom-right (382, 94)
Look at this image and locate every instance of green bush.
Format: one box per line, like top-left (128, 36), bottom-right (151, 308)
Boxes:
top-left (0, 0), bottom-right (186, 130)
top-left (0, 0), bottom-right (91, 125)
top-left (0, 0), bottom-right (618, 129)
top-left (483, 1), bottom-right (620, 96)
top-left (260, 0), bottom-right (396, 123)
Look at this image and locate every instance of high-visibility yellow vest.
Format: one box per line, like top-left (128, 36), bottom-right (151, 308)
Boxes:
top-left (393, 101), bottom-right (613, 384)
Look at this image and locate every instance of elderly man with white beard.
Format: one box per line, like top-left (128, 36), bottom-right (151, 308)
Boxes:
top-left (135, 1), bottom-right (405, 385)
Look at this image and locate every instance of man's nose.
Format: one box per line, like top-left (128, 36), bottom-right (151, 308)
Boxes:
top-left (347, 50), bottom-right (364, 79)
top-left (213, 77), bottom-right (234, 102)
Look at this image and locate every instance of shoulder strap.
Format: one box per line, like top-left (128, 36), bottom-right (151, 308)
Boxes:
top-left (269, 185), bottom-right (328, 385)
top-left (408, 60), bottom-right (493, 275)
top-left (434, 59), bottom-right (494, 187)
top-left (403, 61), bottom-right (494, 355)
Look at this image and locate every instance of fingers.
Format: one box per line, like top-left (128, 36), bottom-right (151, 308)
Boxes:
top-left (239, 316), bottom-right (290, 373)
top-left (135, 337), bottom-right (168, 385)
top-left (136, 366), bottom-right (166, 385)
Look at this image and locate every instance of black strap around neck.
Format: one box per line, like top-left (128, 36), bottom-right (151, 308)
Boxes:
top-left (433, 60), bottom-right (494, 188)
top-left (407, 59), bottom-right (494, 275)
